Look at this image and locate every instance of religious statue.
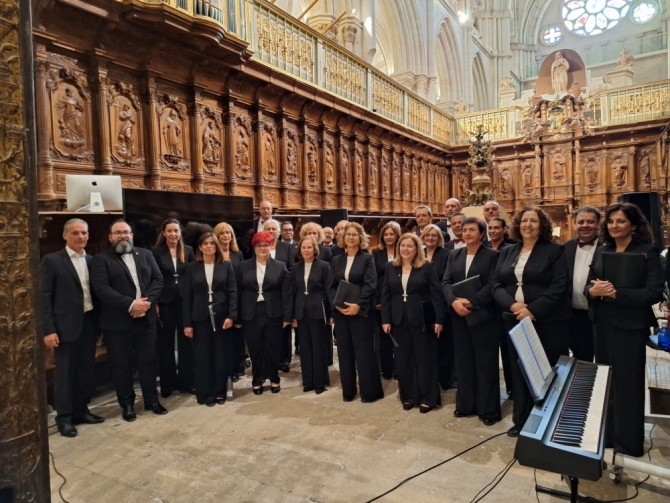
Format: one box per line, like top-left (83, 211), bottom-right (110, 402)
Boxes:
top-left (586, 162), bottom-right (599, 186)
top-left (616, 48), bottom-right (634, 69)
top-left (393, 159), bottom-right (400, 196)
top-left (500, 170), bottom-right (511, 194)
top-left (307, 147), bottom-right (318, 185)
top-left (286, 140), bottom-right (298, 184)
top-left (412, 165), bottom-right (418, 199)
top-left (163, 110), bottom-right (182, 157)
top-left (235, 129), bottom-right (250, 177)
top-left (117, 104), bottom-right (135, 158)
top-left (381, 156), bottom-right (389, 195)
top-left (325, 147), bottom-right (334, 186)
top-left (612, 158), bottom-right (627, 188)
top-left (458, 172), bottom-right (469, 195)
top-left (341, 150), bottom-right (349, 186)
top-left (551, 52), bottom-right (570, 95)
top-left (551, 152), bottom-right (566, 181)
top-left (201, 120), bottom-right (221, 164)
top-left (355, 152), bottom-right (363, 192)
top-left (523, 168), bottom-right (533, 189)
top-left (56, 87), bottom-right (85, 148)
top-left (640, 153), bottom-right (650, 186)
top-left (369, 155), bottom-right (377, 192)
top-left (262, 134), bottom-right (276, 181)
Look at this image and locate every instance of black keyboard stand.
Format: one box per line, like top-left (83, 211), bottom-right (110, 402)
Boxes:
top-left (536, 476), bottom-right (582, 503)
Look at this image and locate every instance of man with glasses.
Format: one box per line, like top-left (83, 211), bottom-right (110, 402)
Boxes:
top-left (91, 220), bottom-right (166, 422)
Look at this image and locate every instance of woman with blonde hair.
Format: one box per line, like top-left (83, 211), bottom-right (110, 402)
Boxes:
top-left (372, 221), bottom-right (401, 380)
top-left (328, 222), bottom-right (383, 403)
top-left (299, 222), bottom-right (332, 263)
top-left (381, 233), bottom-right (444, 413)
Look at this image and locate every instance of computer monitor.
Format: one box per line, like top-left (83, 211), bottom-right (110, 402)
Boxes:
top-left (66, 175), bottom-right (123, 212)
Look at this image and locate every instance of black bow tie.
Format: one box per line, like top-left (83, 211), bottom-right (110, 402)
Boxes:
top-left (578, 240), bottom-right (596, 248)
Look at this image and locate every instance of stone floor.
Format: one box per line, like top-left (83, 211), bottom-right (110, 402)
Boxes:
top-left (48, 349), bottom-right (670, 503)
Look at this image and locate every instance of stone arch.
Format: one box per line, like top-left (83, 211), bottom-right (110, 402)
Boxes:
top-left (375, 0), bottom-right (425, 76)
top-left (435, 16), bottom-right (463, 107)
top-left (472, 52), bottom-right (489, 111)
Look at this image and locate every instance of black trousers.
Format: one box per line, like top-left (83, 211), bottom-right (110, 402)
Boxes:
top-left (244, 303), bottom-right (283, 386)
top-left (375, 310), bottom-right (395, 378)
top-left (280, 325), bottom-right (293, 365)
top-left (392, 309), bottom-right (440, 407)
top-left (192, 319), bottom-right (232, 402)
top-left (53, 312), bottom-right (97, 426)
top-left (157, 295), bottom-right (194, 393)
top-left (505, 318), bottom-right (569, 428)
top-left (595, 319), bottom-right (647, 457)
top-left (104, 318), bottom-right (158, 407)
top-left (296, 317), bottom-right (330, 390)
top-left (453, 316), bottom-right (501, 421)
top-left (437, 312), bottom-right (456, 389)
top-left (327, 325), bottom-right (334, 366)
top-left (334, 311), bottom-right (383, 400)
top-left (498, 321), bottom-right (513, 395)
top-left (232, 326), bottom-right (246, 375)
top-left (569, 308), bottom-right (595, 362)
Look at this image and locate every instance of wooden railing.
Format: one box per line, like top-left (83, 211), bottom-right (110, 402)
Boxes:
top-left (453, 106), bottom-right (524, 145)
top-left (593, 80), bottom-right (670, 126)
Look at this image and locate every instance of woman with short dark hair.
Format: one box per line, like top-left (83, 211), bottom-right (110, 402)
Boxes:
top-left (586, 203), bottom-right (663, 456)
top-left (491, 206), bottom-right (571, 437)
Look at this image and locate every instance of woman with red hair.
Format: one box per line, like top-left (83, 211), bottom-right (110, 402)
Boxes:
top-left (235, 232), bottom-right (293, 395)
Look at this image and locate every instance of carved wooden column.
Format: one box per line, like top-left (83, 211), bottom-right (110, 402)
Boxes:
top-left (142, 73), bottom-right (161, 190)
top-left (318, 125), bottom-right (328, 205)
top-left (279, 117), bottom-right (288, 207)
top-left (224, 102), bottom-right (237, 195)
top-left (90, 61), bottom-right (113, 175)
top-left (0, 0), bottom-right (51, 499)
top-left (189, 87), bottom-right (205, 193)
top-left (392, 146), bottom-right (402, 212)
top-left (33, 44), bottom-right (57, 206)
top-left (253, 108), bottom-right (264, 204)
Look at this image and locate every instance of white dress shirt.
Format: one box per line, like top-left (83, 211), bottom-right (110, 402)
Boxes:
top-left (257, 219), bottom-right (267, 232)
top-left (465, 254), bottom-right (475, 276)
top-left (122, 252), bottom-right (146, 317)
top-left (205, 263), bottom-right (215, 303)
top-left (514, 251), bottom-right (531, 303)
top-left (454, 239), bottom-right (466, 249)
top-left (257, 261), bottom-right (266, 301)
top-left (572, 241), bottom-right (597, 310)
top-left (304, 262), bottom-right (312, 294)
top-left (344, 256), bottom-right (355, 281)
top-left (66, 246), bottom-right (93, 312)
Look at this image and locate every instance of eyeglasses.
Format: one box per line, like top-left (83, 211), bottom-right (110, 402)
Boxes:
top-left (345, 233), bottom-right (360, 238)
top-left (111, 231), bottom-right (132, 236)
top-left (255, 244), bottom-right (271, 249)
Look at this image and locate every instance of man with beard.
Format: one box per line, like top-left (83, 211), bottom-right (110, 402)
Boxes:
top-left (91, 220), bottom-right (166, 421)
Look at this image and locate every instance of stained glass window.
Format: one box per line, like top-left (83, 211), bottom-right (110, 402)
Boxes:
top-left (541, 26), bottom-right (564, 46)
top-left (562, 0), bottom-right (632, 36)
top-left (630, 0), bottom-right (657, 23)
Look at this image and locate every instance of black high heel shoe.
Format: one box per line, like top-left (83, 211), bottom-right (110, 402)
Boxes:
top-left (252, 386), bottom-right (263, 396)
top-left (402, 402), bottom-right (414, 411)
top-left (271, 384), bottom-right (281, 394)
top-left (419, 404), bottom-right (434, 414)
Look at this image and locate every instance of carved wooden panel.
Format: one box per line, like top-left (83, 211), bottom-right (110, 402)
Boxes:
top-left (157, 94), bottom-right (190, 173)
top-left (198, 103), bottom-right (224, 177)
top-left (324, 137), bottom-right (336, 192)
top-left (260, 119), bottom-right (278, 184)
top-left (607, 149), bottom-right (631, 192)
top-left (580, 151), bottom-right (605, 194)
top-left (285, 127), bottom-right (300, 188)
top-left (233, 109), bottom-right (253, 182)
top-left (107, 80), bottom-right (145, 169)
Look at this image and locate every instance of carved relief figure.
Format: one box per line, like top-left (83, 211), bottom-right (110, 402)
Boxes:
top-left (640, 152), bottom-right (650, 187)
top-left (523, 167), bottom-right (533, 189)
top-left (235, 129), bottom-right (251, 179)
top-left (393, 159), bottom-right (400, 196)
top-left (412, 164), bottom-right (419, 199)
top-left (382, 155), bottom-right (389, 195)
top-left (325, 147), bottom-right (334, 187)
top-left (286, 140), bottom-right (298, 184)
top-left (262, 134), bottom-right (277, 182)
top-left (551, 52), bottom-right (570, 94)
top-left (551, 152), bottom-right (566, 181)
top-left (370, 155), bottom-right (377, 193)
top-left (342, 149), bottom-right (349, 187)
top-left (202, 121), bottom-right (221, 164)
top-left (403, 165), bottom-right (410, 196)
top-left (612, 158), bottom-right (627, 188)
top-left (586, 162), bottom-right (599, 187)
top-left (500, 169), bottom-right (511, 195)
top-left (307, 145), bottom-right (318, 186)
top-left (355, 151), bottom-right (363, 192)
top-left (116, 104), bottom-right (135, 158)
top-left (163, 110), bottom-right (182, 157)
top-left (458, 172), bottom-right (469, 195)
top-left (56, 87), bottom-right (85, 148)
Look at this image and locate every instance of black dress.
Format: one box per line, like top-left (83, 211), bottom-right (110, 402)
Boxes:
top-left (442, 246), bottom-right (501, 421)
top-left (586, 241), bottom-right (663, 456)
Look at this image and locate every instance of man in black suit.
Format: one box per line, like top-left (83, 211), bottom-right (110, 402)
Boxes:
top-left (443, 212), bottom-right (466, 251)
top-left (415, 205), bottom-right (449, 244)
top-left (563, 206), bottom-right (602, 362)
top-left (322, 227), bottom-right (335, 248)
top-left (330, 220), bottom-right (348, 257)
top-left (436, 198), bottom-right (461, 240)
top-left (253, 200), bottom-right (276, 235)
top-left (91, 220), bottom-right (167, 422)
top-left (41, 218), bottom-right (104, 437)
top-left (280, 221), bottom-right (299, 250)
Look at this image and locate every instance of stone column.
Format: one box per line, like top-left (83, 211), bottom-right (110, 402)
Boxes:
top-left (0, 0), bottom-right (51, 500)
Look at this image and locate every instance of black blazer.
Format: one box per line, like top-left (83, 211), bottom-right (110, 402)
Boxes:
top-left (91, 247), bottom-right (164, 330)
top-left (490, 241), bottom-right (511, 252)
top-left (274, 240), bottom-right (295, 269)
top-left (235, 258), bottom-right (292, 322)
top-left (381, 262), bottom-right (446, 327)
top-left (182, 261), bottom-right (238, 327)
top-left (585, 241), bottom-right (663, 330)
top-left (563, 238), bottom-right (603, 286)
top-left (40, 248), bottom-right (98, 341)
top-left (225, 250), bottom-right (245, 268)
top-left (372, 247), bottom-right (395, 304)
top-left (295, 244), bottom-right (332, 264)
top-left (491, 240), bottom-right (571, 322)
top-left (327, 250), bottom-right (376, 317)
top-left (442, 246), bottom-right (499, 320)
top-left (330, 244), bottom-right (345, 257)
top-left (291, 259), bottom-right (331, 321)
top-left (444, 240), bottom-right (462, 252)
top-left (152, 244), bottom-right (196, 304)
top-left (426, 246), bottom-right (449, 280)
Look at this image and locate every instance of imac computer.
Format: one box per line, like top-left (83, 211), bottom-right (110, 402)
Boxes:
top-left (66, 175), bottom-right (123, 212)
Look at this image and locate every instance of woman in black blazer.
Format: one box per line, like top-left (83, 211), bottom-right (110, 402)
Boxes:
top-left (182, 233), bottom-right (237, 406)
top-left (152, 218), bottom-right (196, 397)
top-left (214, 221), bottom-right (246, 381)
top-left (291, 236), bottom-right (331, 394)
top-left (586, 203), bottom-right (664, 457)
top-left (491, 206), bottom-right (571, 437)
top-left (382, 233), bottom-right (445, 413)
top-left (328, 222), bottom-right (383, 403)
top-left (235, 231), bottom-right (293, 395)
top-left (443, 218), bottom-right (501, 425)
top-left (420, 224), bottom-right (453, 390)
top-left (372, 221), bottom-right (401, 380)
top-left (299, 222), bottom-right (333, 264)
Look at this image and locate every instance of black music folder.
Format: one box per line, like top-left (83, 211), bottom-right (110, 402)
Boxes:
top-left (334, 280), bottom-right (365, 316)
top-left (420, 301), bottom-right (436, 332)
top-left (602, 252), bottom-right (646, 289)
top-left (452, 275), bottom-right (489, 326)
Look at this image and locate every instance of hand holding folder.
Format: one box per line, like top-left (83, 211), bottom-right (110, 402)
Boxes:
top-left (451, 275), bottom-right (489, 326)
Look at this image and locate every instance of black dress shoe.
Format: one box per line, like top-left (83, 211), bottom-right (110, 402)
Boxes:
top-left (253, 387), bottom-right (263, 395)
top-left (58, 424), bottom-right (78, 438)
top-left (73, 413), bottom-right (105, 425)
top-left (315, 388), bottom-right (326, 395)
top-left (420, 405), bottom-right (435, 414)
top-left (160, 389), bottom-right (173, 399)
top-left (122, 405), bottom-right (136, 422)
top-left (271, 385), bottom-right (281, 394)
top-left (303, 386), bottom-right (314, 392)
top-left (144, 402), bottom-right (168, 415)
top-left (200, 397), bottom-right (215, 407)
top-left (343, 395), bottom-right (355, 402)
top-left (453, 410), bottom-right (475, 418)
top-left (216, 396), bottom-right (226, 404)
top-left (507, 426), bottom-right (521, 437)
top-left (482, 418), bottom-right (497, 426)
top-left (361, 396), bottom-right (379, 404)
top-left (232, 375), bottom-right (239, 383)
top-left (402, 402), bottom-right (414, 411)
top-left (279, 364), bottom-right (290, 373)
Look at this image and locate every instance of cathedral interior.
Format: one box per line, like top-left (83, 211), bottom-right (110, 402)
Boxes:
top-left (3, 0), bottom-right (670, 501)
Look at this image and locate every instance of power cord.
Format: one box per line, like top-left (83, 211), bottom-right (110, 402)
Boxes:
top-left (363, 431), bottom-right (508, 502)
top-left (49, 452), bottom-right (70, 503)
top-left (469, 458), bottom-right (517, 502)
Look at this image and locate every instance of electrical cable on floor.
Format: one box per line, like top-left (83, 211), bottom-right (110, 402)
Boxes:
top-left (533, 469), bottom-right (540, 503)
top-left (49, 452), bottom-right (70, 503)
top-left (363, 431), bottom-right (508, 502)
top-left (468, 457), bottom-right (517, 502)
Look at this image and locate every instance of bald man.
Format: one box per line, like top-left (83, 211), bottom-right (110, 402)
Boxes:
top-left (253, 200), bottom-right (276, 234)
top-left (436, 198), bottom-right (461, 240)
